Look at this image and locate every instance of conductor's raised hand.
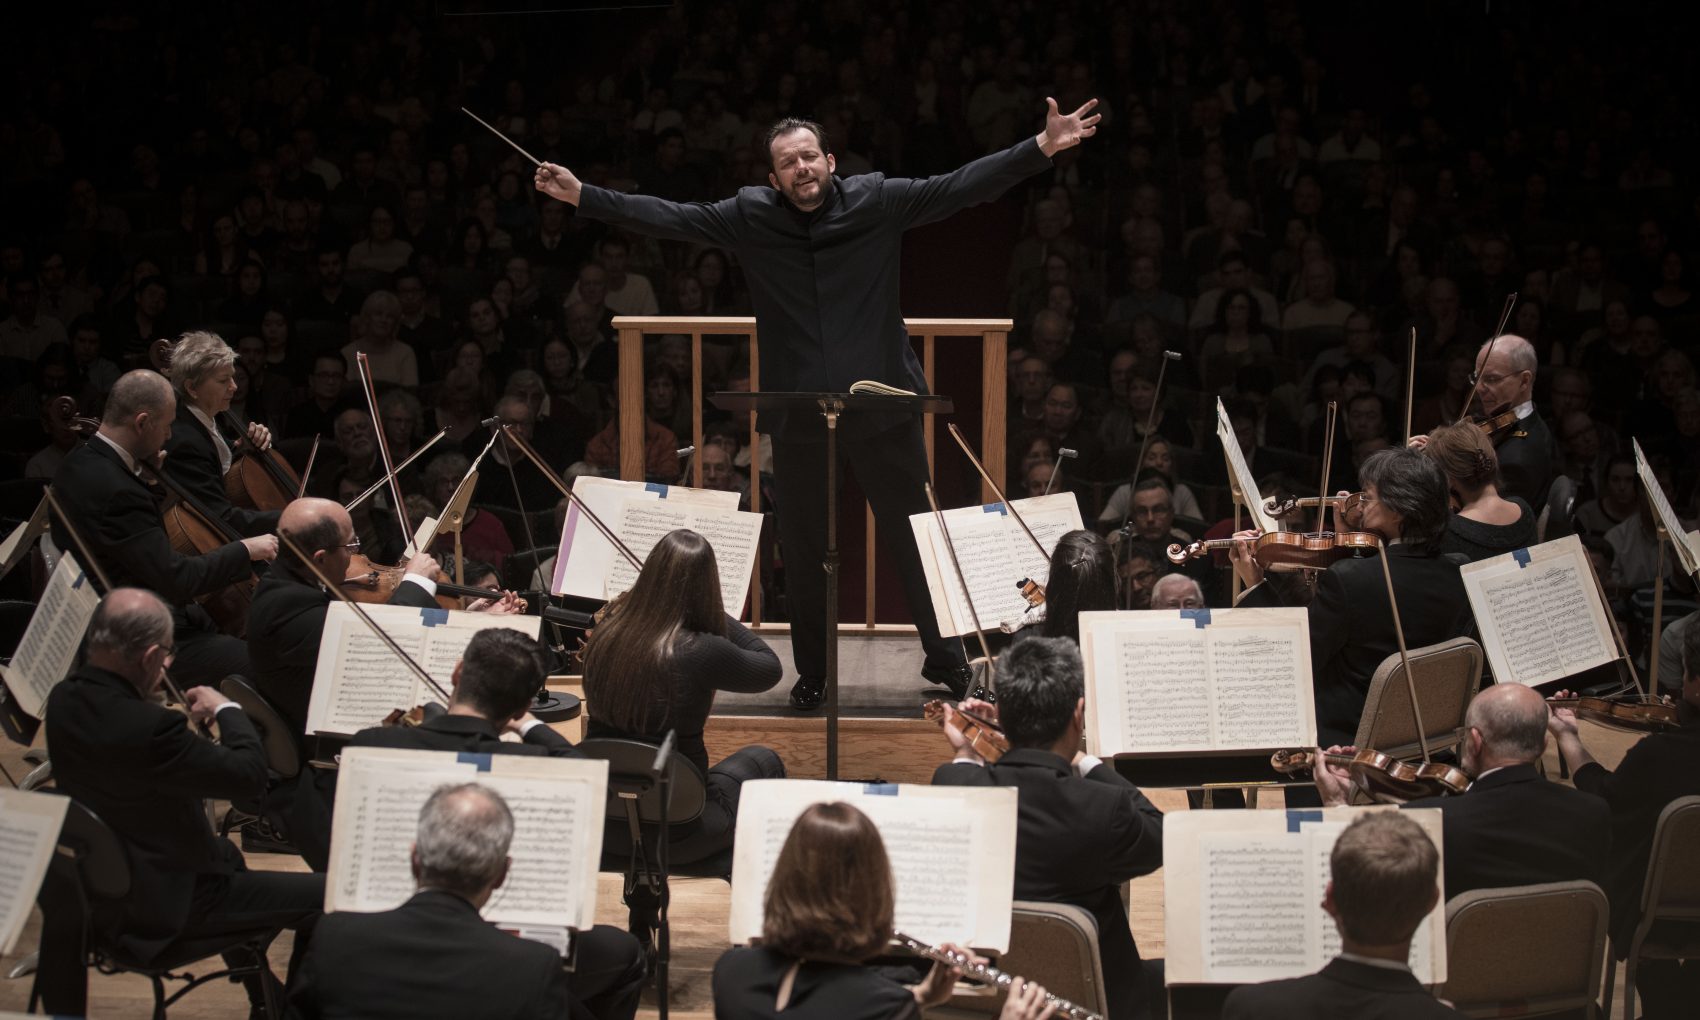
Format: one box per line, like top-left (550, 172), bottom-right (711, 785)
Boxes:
top-left (533, 162), bottom-right (583, 206)
top-left (1037, 97), bottom-right (1101, 157)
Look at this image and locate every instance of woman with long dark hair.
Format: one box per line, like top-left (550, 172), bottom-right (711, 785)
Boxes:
top-left (581, 528), bottom-right (785, 865)
top-left (1040, 529), bottom-right (1118, 643)
top-left (712, 802), bottom-right (1052, 1020)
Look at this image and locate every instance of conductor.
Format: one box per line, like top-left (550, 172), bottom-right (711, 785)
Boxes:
top-left (535, 99), bottom-right (1101, 709)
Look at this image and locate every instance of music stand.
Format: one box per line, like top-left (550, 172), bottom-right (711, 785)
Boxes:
top-left (710, 390), bottom-right (954, 780)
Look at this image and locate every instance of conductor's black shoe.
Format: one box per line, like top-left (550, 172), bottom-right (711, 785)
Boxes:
top-left (789, 676), bottom-right (827, 710)
top-left (921, 662), bottom-right (972, 700)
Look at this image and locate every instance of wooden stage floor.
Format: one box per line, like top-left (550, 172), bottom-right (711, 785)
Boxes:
top-left (0, 712), bottom-right (1640, 1019)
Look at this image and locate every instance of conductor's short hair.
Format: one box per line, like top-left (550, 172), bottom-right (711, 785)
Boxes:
top-left (764, 117), bottom-right (830, 165)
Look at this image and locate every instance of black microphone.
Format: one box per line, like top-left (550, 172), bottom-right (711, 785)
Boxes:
top-left (675, 445), bottom-right (695, 459)
top-left (1044, 447), bottom-right (1078, 496)
top-left (479, 415), bottom-right (502, 429)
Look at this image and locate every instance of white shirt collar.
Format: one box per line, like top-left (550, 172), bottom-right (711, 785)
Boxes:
top-left (95, 432), bottom-right (140, 475)
top-left (1514, 399), bottom-right (1535, 420)
top-left (1337, 952), bottom-right (1411, 973)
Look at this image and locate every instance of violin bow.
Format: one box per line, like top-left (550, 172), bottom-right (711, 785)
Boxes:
top-left (355, 353), bottom-right (416, 554)
top-left (947, 422), bottom-right (1048, 560)
top-left (924, 482), bottom-right (995, 672)
top-left (43, 485), bottom-right (212, 738)
top-left (1453, 292), bottom-right (1518, 426)
top-left (343, 427), bottom-right (450, 511)
top-left (277, 530), bottom-right (453, 704)
top-left (1372, 538), bottom-right (1432, 762)
top-left (1402, 326), bottom-right (1417, 445)
top-left (1578, 536), bottom-right (1647, 697)
top-left (300, 435), bottom-right (321, 499)
top-left (1116, 351), bottom-right (1182, 609)
top-left (498, 424), bottom-right (643, 570)
top-left (1314, 401), bottom-right (1337, 537)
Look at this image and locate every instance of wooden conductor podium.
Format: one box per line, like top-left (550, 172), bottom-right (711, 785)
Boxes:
top-left (710, 390), bottom-right (953, 780)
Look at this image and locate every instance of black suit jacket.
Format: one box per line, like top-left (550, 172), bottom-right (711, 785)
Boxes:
top-left (1494, 409), bottom-right (1554, 510)
top-left (246, 570), bottom-right (439, 743)
top-left (349, 712), bottom-right (581, 758)
top-left (711, 946), bottom-right (918, 1020)
top-left (1238, 544), bottom-right (1475, 744)
top-left (1403, 763), bottom-right (1610, 901)
top-left (162, 411), bottom-right (281, 538)
top-left (50, 438), bottom-right (252, 605)
top-left (45, 666), bottom-right (269, 963)
top-left (1222, 957), bottom-right (1465, 1019)
top-left (933, 749), bottom-right (1164, 1020)
top-left (286, 890), bottom-right (569, 1020)
top-left (579, 137), bottom-right (1052, 439)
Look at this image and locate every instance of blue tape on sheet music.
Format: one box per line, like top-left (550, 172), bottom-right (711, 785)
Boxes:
top-left (457, 752), bottom-right (493, 772)
top-left (862, 783), bottom-right (899, 796)
top-left (1286, 809), bottom-right (1323, 832)
top-left (1181, 608), bottom-right (1212, 628)
top-left (982, 502), bottom-right (1008, 515)
top-left (420, 608), bottom-right (450, 627)
top-left (1512, 547), bottom-right (1531, 568)
top-left (646, 483), bottom-right (669, 497)
top-left (72, 571), bottom-right (86, 589)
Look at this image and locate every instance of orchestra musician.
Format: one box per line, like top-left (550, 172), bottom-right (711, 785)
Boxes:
top-left (1466, 333), bottom-right (1554, 510)
top-left (1037, 529), bottom-right (1116, 642)
top-left (50, 369), bottom-right (277, 686)
top-left (1547, 621), bottom-right (1700, 1017)
top-left (535, 100), bottom-right (1102, 710)
top-left (1412, 422), bottom-right (1538, 562)
top-left (710, 802), bottom-right (1054, 1020)
top-left (287, 783), bottom-right (646, 1020)
top-left (1231, 447), bottom-right (1475, 751)
top-left (1313, 684), bottom-right (1609, 900)
top-left (931, 637), bottom-right (1165, 1020)
top-left (162, 330), bottom-right (282, 537)
top-left (1222, 812), bottom-right (1464, 1019)
top-left (41, 589), bottom-right (323, 1015)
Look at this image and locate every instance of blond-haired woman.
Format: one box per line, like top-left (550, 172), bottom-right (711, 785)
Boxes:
top-left (163, 329), bottom-right (281, 536)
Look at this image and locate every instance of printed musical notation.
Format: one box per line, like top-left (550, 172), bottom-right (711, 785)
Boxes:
top-left (909, 494), bottom-right (1084, 637)
top-left (1461, 536), bottom-right (1616, 688)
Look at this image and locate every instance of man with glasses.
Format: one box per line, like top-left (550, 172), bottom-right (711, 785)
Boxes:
top-left (1150, 573), bottom-right (1205, 610)
top-left (1468, 333), bottom-right (1553, 509)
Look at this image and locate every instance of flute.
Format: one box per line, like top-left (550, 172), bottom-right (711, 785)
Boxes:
top-left (893, 932), bottom-right (1104, 1020)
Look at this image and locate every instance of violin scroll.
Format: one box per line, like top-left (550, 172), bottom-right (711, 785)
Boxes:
top-left (1166, 540), bottom-right (1207, 564)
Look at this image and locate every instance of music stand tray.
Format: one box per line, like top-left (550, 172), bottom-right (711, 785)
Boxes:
top-left (710, 390), bottom-right (954, 780)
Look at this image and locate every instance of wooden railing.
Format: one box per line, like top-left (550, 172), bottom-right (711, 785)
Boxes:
top-left (612, 316), bottom-right (1012, 624)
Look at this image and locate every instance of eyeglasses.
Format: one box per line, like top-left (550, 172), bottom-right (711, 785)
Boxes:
top-left (342, 538), bottom-right (362, 551)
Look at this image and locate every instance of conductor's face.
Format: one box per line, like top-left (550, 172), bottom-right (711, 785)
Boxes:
top-left (768, 128), bottom-right (835, 212)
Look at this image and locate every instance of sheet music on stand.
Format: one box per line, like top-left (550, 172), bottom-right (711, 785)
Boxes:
top-left (550, 475), bottom-right (761, 609)
top-left (0, 551), bottom-right (99, 721)
top-left (304, 603), bottom-right (542, 737)
top-left (909, 493), bottom-right (1083, 636)
top-left (728, 780), bottom-right (1018, 951)
top-left (0, 787), bottom-right (70, 955)
top-left (1080, 608), bottom-right (1316, 759)
top-left (1164, 806), bottom-right (1447, 986)
top-left (1633, 439), bottom-right (1700, 577)
top-left (327, 747), bottom-right (607, 938)
top-left (1216, 399), bottom-right (1276, 536)
top-left (0, 496), bottom-right (49, 583)
top-left (1460, 535), bottom-right (1618, 688)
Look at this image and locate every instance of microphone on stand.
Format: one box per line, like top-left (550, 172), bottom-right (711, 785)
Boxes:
top-left (1043, 447), bottom-right (1078, 496)
top-left (675, 445), bottom-right (695, 459)
top-left (479, 415), bottom-right (503, 429)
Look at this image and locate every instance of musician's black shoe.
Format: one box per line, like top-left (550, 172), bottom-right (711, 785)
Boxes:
top-left (921, 662), bottom-right (972, 700)
top-left (239, 816), bottom-right (297, 856)
top-left (968, 684), bottom-right (998, 704)
top-left (789, 676), bottom-right (827, 710)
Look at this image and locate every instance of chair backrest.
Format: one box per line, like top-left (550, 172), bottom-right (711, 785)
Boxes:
top-left (51, 798), bottom-right (132, 903)
top-left (1639, 795), bottom-right (1700, 921)
top-left (503, 545), bottom-right (556, 592)
top-left (945, 901), bottom-right (1107, 1018)
top-left (1353, 636), bottom-right (1483, 759)
top-left (576, 738), bottom-right (708, 827)
top-left (218, 675), bottom-right (302, 779)
top-left (1439, 880), bottom-right (1608, 1016)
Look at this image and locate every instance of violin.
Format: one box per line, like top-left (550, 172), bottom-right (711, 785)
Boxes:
top-left (1270, 747), bottom-right (1470, 803)
top-left (340, 551), bottom-right (527, 613)
top-left (1469, 405), bottom-right (1521, 442)
top-left (923, 699), bottom-right (1009, 763)
top-left (1017, 577), bottom-right (1046, 606)
top-left (1168, 529), bottom-right (1383, 572)
top-left (1263, 492), bottom-right (1369, 528)
top-left (1548, 693), bottom-right (1682, 733)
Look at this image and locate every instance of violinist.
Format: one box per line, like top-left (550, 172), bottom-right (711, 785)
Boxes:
top-left (1038, 530), bottom-right (1116, 643)
top-left (162, 330), bottom-right (282, 536)
top-left (1414, 422), bottom-right (1538, 562)
top-left (1465, 333), bottom-right (1553, 509)
top-left (1547, 622), bottom-right (1700, 1018)
top-left (50, 369), bottom-right (276, 686)
top-left (1232, 447), bottom-right (1474, 750)
top-left (931, 638), bottom-right (1165, 1020)
top-left (1312, 685), bottom-right (1607, 901)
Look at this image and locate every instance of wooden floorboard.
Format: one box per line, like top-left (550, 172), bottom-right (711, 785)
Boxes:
top-left (0, 715), bottom-right (1642, 1018)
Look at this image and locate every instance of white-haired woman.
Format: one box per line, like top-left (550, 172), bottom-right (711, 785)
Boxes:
top-left (162, 329), bottom-right (282, 536)
top-left (342, 289), bottom-right (419, 388)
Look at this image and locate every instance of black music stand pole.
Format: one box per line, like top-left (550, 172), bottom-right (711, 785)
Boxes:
top-left (711, 390), bottom-right (952, 781)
